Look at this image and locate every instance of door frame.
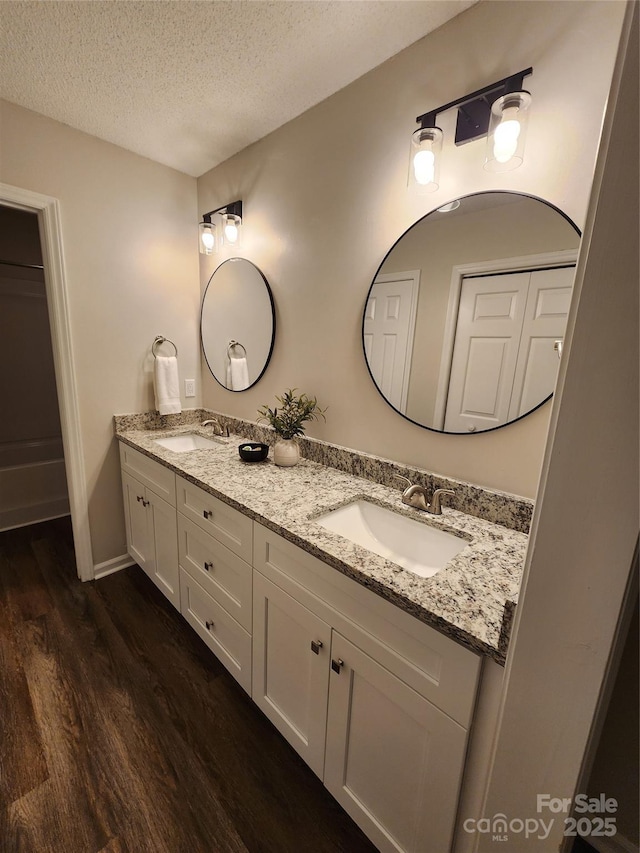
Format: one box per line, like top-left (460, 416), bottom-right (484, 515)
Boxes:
top-left (0, 182), bottom-right (93, 581)
top-left (432, 249), bottom-right (578, 430)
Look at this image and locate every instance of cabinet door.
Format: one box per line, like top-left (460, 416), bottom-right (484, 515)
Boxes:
top-left (121, 471), bottom-right (149, 570)
top-left (325, 632), bottom-right (467, 853)
top-left (252, 572), bottom-right (331, 778)
top-left (147, 490), bottom-right (180, 609)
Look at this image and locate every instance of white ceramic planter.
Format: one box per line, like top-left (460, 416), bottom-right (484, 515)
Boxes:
top-left (274, 438), bottom-right (300, 467)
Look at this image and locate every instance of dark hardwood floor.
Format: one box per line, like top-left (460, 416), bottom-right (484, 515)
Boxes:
top-left (0, 517), bottom-right (377, 853)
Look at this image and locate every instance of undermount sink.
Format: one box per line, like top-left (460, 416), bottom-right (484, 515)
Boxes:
top-left (315, 499), bottom-right (468, 578)
top-left (153, 433), bottom-right (225, 452)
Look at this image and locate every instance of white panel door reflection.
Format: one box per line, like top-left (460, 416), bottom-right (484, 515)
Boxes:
top-left (363, 270), bottom-right (419, 414)
top-left (444, 266), bottom-right (574, 432)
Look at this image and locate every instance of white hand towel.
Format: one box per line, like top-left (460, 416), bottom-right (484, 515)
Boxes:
top-left (226, 356), bottom-right (250, 391)
top-left (154, 356), bottom-right (182, 415)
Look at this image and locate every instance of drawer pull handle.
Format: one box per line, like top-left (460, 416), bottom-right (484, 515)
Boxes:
top-left (331, 658), bottom-right (344, 674)
top-left (311, 640), bottom-right (323, 655)
top-left (205, 620), bottom-right (214, 631)
top-left (203, 509), bottom-right (213, 519)
top-left (204, 561), bottom-right (214, 572)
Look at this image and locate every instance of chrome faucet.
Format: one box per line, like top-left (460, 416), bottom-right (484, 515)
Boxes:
top-left (394, 475), bottom-right (455, 515)
top-left (202, 418), bottom-right (225, 436)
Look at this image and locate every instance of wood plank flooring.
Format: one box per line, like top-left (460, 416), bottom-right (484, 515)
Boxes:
top-left (0, 518), bottom-right (377, 853)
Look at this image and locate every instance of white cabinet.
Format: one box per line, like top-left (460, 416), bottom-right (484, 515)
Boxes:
top-left (325, 632), bottom-right (467, 853)
top-left (178, 514), bottom-right (252, 631)
top-left (118, 442), bottom-right (485, 853)
top-left (176, 474), bottom-right (253, 693)
top-left (253, 522), bottom-right (481, 853)
top-left (179, 569), bottom-right (252, 693)
top-left (121, 469), bottom-right (148, 569)
top-left (177, 476), bottom-right (253, 563)
top-left (121, 469), bottom-right (180, 608)
top-left (252, 571), bottom-right (331, 777)
top-left (120, 442), bottom-right (176, 505)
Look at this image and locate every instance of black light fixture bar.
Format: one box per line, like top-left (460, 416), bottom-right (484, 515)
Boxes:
top-left (201, 199), bottom-right (243, 223)
top-left (416, 67), bottom-right (533, 144)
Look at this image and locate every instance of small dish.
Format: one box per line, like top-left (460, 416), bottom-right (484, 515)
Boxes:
top-left (238, 442), bottom-right (269, 462)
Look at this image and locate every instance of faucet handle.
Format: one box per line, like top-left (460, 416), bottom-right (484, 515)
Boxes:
top-left (393, 474), bottom-right (412, 490)
top-left (429, 488), bottom-right (455, 515)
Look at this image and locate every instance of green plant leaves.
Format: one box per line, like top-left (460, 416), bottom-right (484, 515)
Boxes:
top-left (257, 388), bottom-right (327, 440)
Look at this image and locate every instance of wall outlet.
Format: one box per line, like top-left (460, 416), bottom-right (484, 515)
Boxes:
top-left (184, 379), bottom-right (196, 398)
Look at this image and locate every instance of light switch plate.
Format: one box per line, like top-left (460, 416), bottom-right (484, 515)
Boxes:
top-left (184, 379), bottom-right (196, 398)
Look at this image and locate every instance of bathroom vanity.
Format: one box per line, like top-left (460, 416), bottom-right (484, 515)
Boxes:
top-left (116, 415), bottom-right (528, 853)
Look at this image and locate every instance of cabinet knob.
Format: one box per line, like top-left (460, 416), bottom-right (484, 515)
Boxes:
top-left (136, 495), bottom-right (143, 502)
top-left (310, 640), bottom-right (323, 655)
top-left (331, 658), bottom-right (344, 674)
top-left (141, 499), bottom-right (149, 507)
top-left (203, 509), bottom-right (213, 519)
top-left (204, 561), bottom-right (214, 572)
top-left (205, 620), bottom-right (214, 631)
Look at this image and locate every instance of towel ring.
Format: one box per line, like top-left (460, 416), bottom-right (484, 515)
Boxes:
top-left (227, 340), bottom-right (247, 359)
top-left (152, 335), bottom-right (178, 358)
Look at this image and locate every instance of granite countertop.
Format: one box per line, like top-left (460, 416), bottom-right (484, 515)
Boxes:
top-left (116, 423), bottom-right (528, 664)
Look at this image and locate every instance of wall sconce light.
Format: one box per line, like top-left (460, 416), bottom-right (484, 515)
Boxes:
top-left (409, 67), bottom-right (532, 190)
top-left (409, 124), bottom-right (443, 193)
top-left (484, 89), bottom-right (532, 172)
top-left (199, 217), bottom-right (216, 255)
top-left (199, 200), bottom-right (243, 254)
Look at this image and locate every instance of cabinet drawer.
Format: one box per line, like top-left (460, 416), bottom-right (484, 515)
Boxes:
top-left (178, 514), bottom-right (252, 631)
top-left (254, 522), bottom-right (480, 727)
top-left (177, 476), bottom-right (252, 563)
top-left (119, 443), bottom-right (176, 506)
top-left (179, 569), bottom-right (251, 694)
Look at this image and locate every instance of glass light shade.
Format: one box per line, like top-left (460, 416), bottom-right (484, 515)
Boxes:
top-left (199, 221), bottom-right (216, 255)
top-left (222, 213), bottom-right (242, 247)
top-left (408, 126), bottom-right (443, 193)
top-left (484, 91), bottom-right (531, 172)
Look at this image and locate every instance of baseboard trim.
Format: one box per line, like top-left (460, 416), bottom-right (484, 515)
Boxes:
top-left (584, 831), bottom-right (639, 853)
top-left (93, 553), bottom-right (135, 580)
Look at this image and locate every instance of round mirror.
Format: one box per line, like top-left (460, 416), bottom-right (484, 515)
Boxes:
top-left (201, 258), bottom-right (275, 391)
top-left (363, 192), bottom-right (580, 434)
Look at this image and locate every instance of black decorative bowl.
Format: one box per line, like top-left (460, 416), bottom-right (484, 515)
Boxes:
top-left (238, 442), bottom-right (269, 462)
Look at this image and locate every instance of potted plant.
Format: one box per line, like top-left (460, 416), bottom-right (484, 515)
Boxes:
top-left (257, 388), bottom-right (327, 466)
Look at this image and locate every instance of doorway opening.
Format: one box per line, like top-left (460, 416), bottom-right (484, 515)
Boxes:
top-left (0, 205), bottom-right (70, 531)
top-left (0, 183), bottom-right (93, 581)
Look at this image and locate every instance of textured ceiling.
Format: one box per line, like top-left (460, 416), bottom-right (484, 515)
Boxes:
top-left (0, 0), bottom-right (476, 177)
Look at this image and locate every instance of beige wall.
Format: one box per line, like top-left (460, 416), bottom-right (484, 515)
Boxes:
top-left (0, 100), bottom-right (199, 566)
top-left (198, 0), bottom-right (625, 499)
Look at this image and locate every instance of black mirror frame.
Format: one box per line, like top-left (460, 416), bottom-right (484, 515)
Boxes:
top-left (200, 258), bottom-right (276, 393)
top-left (362, 191), bottom-right (581, 435)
